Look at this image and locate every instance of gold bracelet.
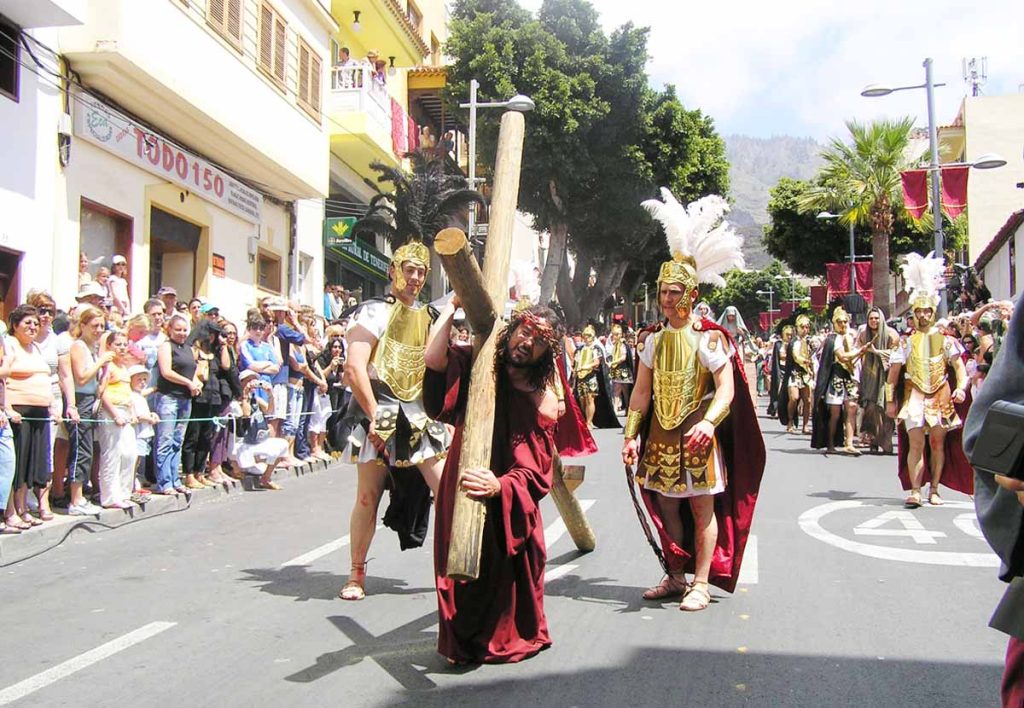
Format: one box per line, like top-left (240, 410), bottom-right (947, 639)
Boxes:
top-left (702, 398), bottom-right (731, 428)
top-left (623, 408), bottom-right (644, 439)
top-left (884, 382), bottom-right (895, 400)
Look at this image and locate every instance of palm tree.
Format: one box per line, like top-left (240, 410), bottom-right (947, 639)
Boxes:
top-left (353, 149), bottom-right (486, 251)
top-left (799, 117), bottom-right (916, 314)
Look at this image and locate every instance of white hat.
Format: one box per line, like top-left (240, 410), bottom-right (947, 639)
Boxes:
top-left (76, 282), bottom-right (107, 300)
top-left (239, 369), bottom-right (259, 382)
top-left (127, 364), bottom-right (149, 378)
top-left (112, 255), bottom-right (127, 265)
top-left (264, 296), bottom-right (289, 312)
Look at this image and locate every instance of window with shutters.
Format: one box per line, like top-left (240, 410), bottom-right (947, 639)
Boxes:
top-left (258, 1), bottom-right (287, 88)
top-left (206, 0), bottom-right (244, 51)
top-left (297, 38), bottom-right (321, 120)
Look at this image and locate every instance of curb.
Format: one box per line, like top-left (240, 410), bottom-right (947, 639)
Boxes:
top-left (0, 457), bottom-right (349, 566)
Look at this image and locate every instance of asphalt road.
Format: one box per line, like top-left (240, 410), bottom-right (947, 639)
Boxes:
top-left (0, 406), bottom-right (1008, 707)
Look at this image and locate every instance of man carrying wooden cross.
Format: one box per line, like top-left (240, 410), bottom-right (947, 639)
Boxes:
top-left (338, 240), bottom-right (450, 601)
top-left (622, 189), bottom-right (765, 612)
top-left (424, 298), bottom-right (563, 664)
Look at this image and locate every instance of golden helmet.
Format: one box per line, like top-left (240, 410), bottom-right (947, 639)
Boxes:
top-left (795, 314), bottom-right (811, 329)
top-left (391, 241), bottom-right (430, 271)
top-left (831, 306), bottom-right (850, 325)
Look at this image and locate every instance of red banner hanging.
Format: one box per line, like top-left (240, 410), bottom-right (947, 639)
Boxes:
top-left (779, 301), bottom-right (797, 317)
top-left (941, 165), bottom-right (969, 219)
top-left (809, 285), bottom-right (828, 312)
top-left (825, 262), bottom-right (874, 302)
top-left (901, 169), bottom-right (928, 219)
top-left (758, 311), bottom-right (782, 332)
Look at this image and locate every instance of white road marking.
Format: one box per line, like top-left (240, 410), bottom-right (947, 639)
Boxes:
top-left (737, 535), bottom-right (758, 584)
top-left (954, 513), bottom-right (985, 540)
top-left (854, 511), bottom-right (947, 544)
top-left (281, 524), bottom-right (384, 567)
top-left (544, 499), bottom-right (596, 548)
top-left (799, 500), bottom-right (999, 567)
top-left (544, 563), bottom-right (579, 582)
top-left (0, 621), bottom-right (176, 705)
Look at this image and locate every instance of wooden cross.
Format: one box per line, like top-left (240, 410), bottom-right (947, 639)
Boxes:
top-left (434, 112), bottom-right (594, 581)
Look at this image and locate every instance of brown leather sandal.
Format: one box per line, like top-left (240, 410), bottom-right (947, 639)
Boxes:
top-left (642, 574), bottom-right (688, 600)
top-left (338, 562), bottom-right (367, 601)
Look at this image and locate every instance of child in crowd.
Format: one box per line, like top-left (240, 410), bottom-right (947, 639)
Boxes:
top-left (231, 370), bottom-right (289, 490)
top-left (128, 364), bottom-right (157, 503)
top-left (97, 330), bottom-right (138, 509)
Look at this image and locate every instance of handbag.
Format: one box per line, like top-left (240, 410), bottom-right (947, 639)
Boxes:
top-left (969, 400), bottom-right (1024, 480)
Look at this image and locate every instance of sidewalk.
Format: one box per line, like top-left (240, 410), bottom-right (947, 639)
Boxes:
top-left (0, 457), bottom-right (350, 566)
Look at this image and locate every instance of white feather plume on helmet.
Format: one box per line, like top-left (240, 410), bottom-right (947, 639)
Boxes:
top-left (641, 188), bottom-right (745, 290)
top-left (900, 251), bottom-right (945, 311)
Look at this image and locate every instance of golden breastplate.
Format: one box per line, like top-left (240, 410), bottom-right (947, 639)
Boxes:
top-left (836, 333), bottom-right (856, 376)
top-left (610, 341), bottom-right (626, 368)
top-left (575, 346), bottom-right (596, 375)
top-left (792, 338), bottom-right (811, 370)
top-left (371, 301), bottom-right (430, 402)
top-left (652, 326), bottom-right (711, 431)
top-left (906, 330), bottom-right (948, 395)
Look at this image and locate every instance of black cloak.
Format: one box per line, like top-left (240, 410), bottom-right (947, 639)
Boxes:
top-left (810, 333), bottom-right (846, 450)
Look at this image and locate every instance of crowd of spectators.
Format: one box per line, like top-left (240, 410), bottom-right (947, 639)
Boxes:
top-left (0, 254), bottom-right (358, 535)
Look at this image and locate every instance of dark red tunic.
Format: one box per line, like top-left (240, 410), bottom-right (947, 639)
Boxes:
top-left (424, 347), bottom-right (556, 664)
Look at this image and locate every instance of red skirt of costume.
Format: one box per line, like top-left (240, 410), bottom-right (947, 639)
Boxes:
top-left (424, 347), bottom-right (556, 664)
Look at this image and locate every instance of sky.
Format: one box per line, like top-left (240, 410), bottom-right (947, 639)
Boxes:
top-left (517, 0), bottom-right (1024, 141)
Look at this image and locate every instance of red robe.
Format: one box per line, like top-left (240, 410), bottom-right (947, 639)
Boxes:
top-left (424, 347), bottom-right (556, 664)
top-left (634, 319), bottom-right (766, 593)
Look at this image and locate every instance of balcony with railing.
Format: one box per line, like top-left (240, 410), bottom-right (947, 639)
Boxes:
top-left (329, 64), bottom-right (421, 178)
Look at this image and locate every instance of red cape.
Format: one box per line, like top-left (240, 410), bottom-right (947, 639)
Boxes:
top-left (424, 347), bottom-right (555, 664)
top-left (896, 388), bottom-right (974, 495)
top-left (554, 356), bottom-right (598, 457)
top-left (634, 319), bottom-right (766, 593)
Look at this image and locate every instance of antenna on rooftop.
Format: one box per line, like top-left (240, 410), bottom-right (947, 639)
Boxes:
top-left (962, 57), bottom-right (987, 97)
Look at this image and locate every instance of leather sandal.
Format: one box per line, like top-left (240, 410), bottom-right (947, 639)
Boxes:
top-left (338, 562), bottom-right (367, 601)
top-left (904, 490), bottom-right (923, 509)
top-left (928, 489), bottom-right (944, 506)
top-left (679, 582), bottom-right (712, 612)
top-left (642, 575), bottom-right (688, 601)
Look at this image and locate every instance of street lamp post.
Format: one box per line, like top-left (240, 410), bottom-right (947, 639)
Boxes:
top-left (774, 272), bottom-right (800, 304)
top-left (460, 81), bottom-right (535, 248)
top-left (861, 58), bottom-right (1006, 316)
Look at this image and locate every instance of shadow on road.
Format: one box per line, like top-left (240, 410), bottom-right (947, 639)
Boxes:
top-left (544, 574), bottom-right (653, 614)
top-left (381, 646), bottom-right (1001, 707)
top-left (806, 490), bottom-right (905, 506)
top-left (239, 566), bottom-right (434, 602)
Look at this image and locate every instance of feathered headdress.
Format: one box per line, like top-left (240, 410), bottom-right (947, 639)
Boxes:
top-left (900, 251), bottom-right (945, 311)
top-left (641, 188), bottom-right (745, 290)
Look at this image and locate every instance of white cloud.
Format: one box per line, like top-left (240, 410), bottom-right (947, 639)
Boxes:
top-left (518, 0), bottom-right (1024, 139)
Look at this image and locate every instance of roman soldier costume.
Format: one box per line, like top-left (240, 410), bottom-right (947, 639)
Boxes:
top-left (889, 252), bottom-right (973, 504)
top-left (344, 241), bottom-right (451, 483)
top-left (624, 189), bottom-right (765, 602)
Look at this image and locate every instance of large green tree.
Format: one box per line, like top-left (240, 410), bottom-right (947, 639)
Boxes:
top-left (445, 0), bottom-right (729, 328)
top-left (796, 118), bottom-right (916, 313)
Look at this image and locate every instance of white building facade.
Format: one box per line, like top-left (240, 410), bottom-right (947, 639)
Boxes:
top-left (0, 0), bottom-right (337, 324)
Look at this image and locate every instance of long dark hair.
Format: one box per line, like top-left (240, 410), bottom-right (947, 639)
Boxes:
top-left (493, 305), bottom-right (565, 393)
top-left (318, 336), bottom-right (345, 370)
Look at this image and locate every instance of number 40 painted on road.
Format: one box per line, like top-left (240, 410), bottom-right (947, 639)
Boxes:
top-left (853, 511), bottom-right (982, 545)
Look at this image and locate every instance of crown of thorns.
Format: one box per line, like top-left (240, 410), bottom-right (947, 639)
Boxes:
top-left (512, 310), bottom-right (562, 352)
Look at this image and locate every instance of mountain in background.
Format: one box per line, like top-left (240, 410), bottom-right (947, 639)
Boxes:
top-left (725, 134), bottom-right (824, 269)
